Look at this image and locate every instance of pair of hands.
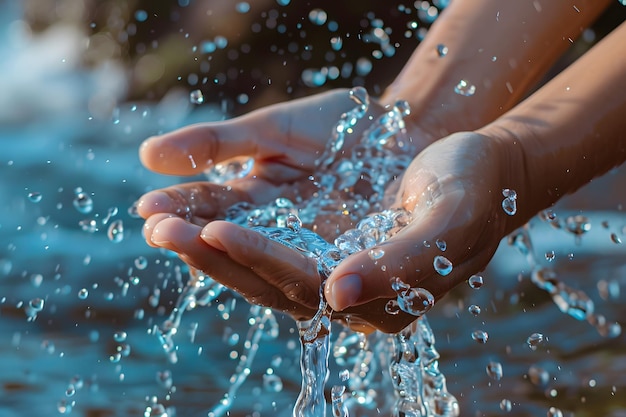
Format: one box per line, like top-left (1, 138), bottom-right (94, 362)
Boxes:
top-left (137, 90), bottom-right (513, 333)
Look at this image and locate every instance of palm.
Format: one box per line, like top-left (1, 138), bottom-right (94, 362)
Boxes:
top-left (139, 95), bottom-right (509, 333)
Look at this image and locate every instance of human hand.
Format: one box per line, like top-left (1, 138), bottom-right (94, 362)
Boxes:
top-left (323, 131), bottom-right (519, 332)
top-left (138, 89), bottom-right (432, 240)
top-left (137, 88), bottom-right (433, 330)
top-left (140, 127), bottom-right (519, 333)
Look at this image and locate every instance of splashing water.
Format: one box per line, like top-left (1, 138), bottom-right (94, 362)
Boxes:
top-left (509, 224), bottom-right (621, 338)
top-left (389, 318), bottom-right (459, 417)
top-left (153, 87), bottom-right (459, 416)
top-left (501, 188), bottom-right (517, 216)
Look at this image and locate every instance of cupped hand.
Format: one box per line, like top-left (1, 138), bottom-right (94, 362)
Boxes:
top-left (138, 89), bottom-right (360, 232)
top-left (138, 87), bottom-right (512, 331)
top-left (138, 88), bottom-right (427, 329)
top-left (324, 131), bottom-right (518, 332)
top-left (138, 89), bottom-right (430, 240)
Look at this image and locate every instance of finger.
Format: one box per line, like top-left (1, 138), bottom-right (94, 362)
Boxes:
top-left (139, 118), bottom-right (264, 176)
top-left (136, 181), bottom-right (250, 221)
top-left (142, 212), bottom-right (177, 247)
top-left (150, 217), bottom-right (316, 319)
top-left (200, 221), bottom-right (322, 310)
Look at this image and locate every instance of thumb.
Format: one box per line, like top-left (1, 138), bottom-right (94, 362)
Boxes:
top-left (324, 234), bottom-right (422, 311)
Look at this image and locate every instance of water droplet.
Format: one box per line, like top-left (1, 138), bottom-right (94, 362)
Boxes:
top-left (308, 8), bottom-right (327, 25)
top-left (285, 213), bottom-right (302, 232)
top-left (65, 386), bottom-right (76, 397)
top-left (78, 288), bottom-right (89, 300)
top-left (128, 201), bottom-right (141, 218)
top-left (189, 89), bottom-right (204, 104)
top-left (57, 399), bottom-right (72, 414)
top-left (527, 332), bottom-right (545, 350)
top-left (237, 93), bottom-right (249, 104)
top-left (28, 191), bottom-right (42, 203)
top-left (390, 277), bottom-right (410, 294)
top-left (263, 374), bottom-right (284, 392)
top-left (499, 399), bottom-right (512, 412)
top-left (25, 297), bottom-right (45, 321)
top-left (30, 273), bottom-right (43, 288)
top-left (397, 287), bottom-right (435, 317)
top-left (471, 330), bottom-right (488, 344)
top-left (338, 369), bottom-right (350, 381)
top-left (113, 331), bottom-right (127, 343)
top-left (79, 219), bottom-right (98, 233)
top-left (29, 298), bottom-right (44, 311)
top-left (134, 9), bottom-right (148, 22)
top-left (539, 209), bottom-right (557, 222)
top-left (69, 375), bottom-right (83, 390)
top-left (433, 255), bottom-right (453, 276)
top-left (528, 365), bottom-right (549, 386)
top-left (102, 206), bottom-right (118, 225)
top-left (385, 299), bottom-right (401, 315)
top-left (501, 188), bottom-right (517, 215)
top-left (188, 154), bottom-right (197, 169)
top-left (610, 233), bottom-right (621, 244)
top-left (454, 79), bottom-right (476, 96)
top-left (235, 2), bottom-right (250, 13)
top-left (355, 57), bottom-right (373, 77)
top-left (73, 191), bottom-right (93, 214)
top-left (468, 274), bottom-right (484, 289)
top-left (435, 239), bottom-right (447, 251)
top-left (436, 43), bottom-right (448, 57)
top-left (368, 247), bottom-right (385, 260)
top-left (486, 361), bottom-right (503, 380)
top-left (330, 36), bottom-right (343, 51)
top-left (565, 214), bottom-right (591, 236)
top-left (468, 304), bottom-right (481, 315)
top-left (107, 220), bottom-right (124, 243)
top-left (545, 250), bottom-right (555, 262)
top-left (547, 407), bottom-right (563, 417)
top-left (134, 256), bottom-right (148, 270)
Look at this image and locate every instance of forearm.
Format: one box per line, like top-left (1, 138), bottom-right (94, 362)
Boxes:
top-left (480, 21), bottom-right (626, 231)
top-left (381, 0), bottom-right (610, 138)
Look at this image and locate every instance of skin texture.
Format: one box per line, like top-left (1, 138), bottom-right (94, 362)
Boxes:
top-left (380, 0), bottom-right (611, 134)
top-left (137, 2), bottom-right (624, 333)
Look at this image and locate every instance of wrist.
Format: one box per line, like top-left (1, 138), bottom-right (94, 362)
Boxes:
top-left (475, 123), bottom-right (539, 235)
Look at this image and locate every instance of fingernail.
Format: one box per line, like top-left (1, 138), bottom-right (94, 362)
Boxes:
top-left (150, 218), bottom-right (197, 251)
top-left (326, 274), bottom-right (362, 311)
top-left (201, 232), bottom-right (227, 252)
top-left (141, 191), bottom-right (175, 213)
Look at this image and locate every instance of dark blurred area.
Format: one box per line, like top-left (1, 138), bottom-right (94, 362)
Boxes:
top-left (19, 0), bottom-right (445, 116)
top-left (21, 0), bottom-right (626, 117)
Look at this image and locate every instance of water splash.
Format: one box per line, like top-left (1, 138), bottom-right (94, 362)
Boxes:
top-left (509, 224), bottom-right (621, 338)
top-left (154, 87), bottom-right (459, 416)
top-left (389, 318), bottom-right (459, 417)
